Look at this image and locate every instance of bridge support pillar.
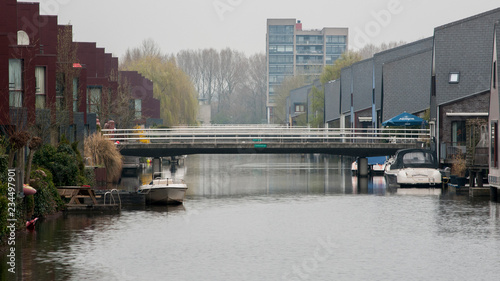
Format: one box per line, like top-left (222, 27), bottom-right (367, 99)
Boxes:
top-left (152, 158), bottom-right (162, 177)
top-left (358, 157), bottom-right (369, 177)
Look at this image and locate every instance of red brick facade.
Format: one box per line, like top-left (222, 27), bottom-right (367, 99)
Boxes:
top-left (0, 0), bottom-right (161, 134)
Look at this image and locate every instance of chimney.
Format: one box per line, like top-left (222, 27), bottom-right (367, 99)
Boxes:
top-left (296, 20), bottom-right (302, 31)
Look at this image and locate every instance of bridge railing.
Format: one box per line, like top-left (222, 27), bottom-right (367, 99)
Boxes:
top-left (101, 127), bottom-right (430, 145)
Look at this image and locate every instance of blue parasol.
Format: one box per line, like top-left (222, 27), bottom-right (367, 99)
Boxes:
top-left (382, 112), bottom-right (427, 127)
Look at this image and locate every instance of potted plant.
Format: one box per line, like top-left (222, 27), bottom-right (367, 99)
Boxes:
top-left (451, 151), bottom-right (467, 187)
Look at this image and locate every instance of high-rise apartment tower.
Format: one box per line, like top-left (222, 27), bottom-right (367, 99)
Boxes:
top-left (266, 19), bottom-right (348, 123)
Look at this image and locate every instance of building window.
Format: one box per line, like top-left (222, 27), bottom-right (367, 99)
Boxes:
top-left (9, 59), bottom-right (23, 108)
top-left (17, 30), bottom-right (30, 46)
top-left (269, 25), bottom-right (294, 35)
top-left (326, 35), bottom-right (346, 44)
top-left (35, 66), bottom-right (46, 109)
top-left (73, 78), bottom-right (79, 112)
top-left (87, 86), bottom-right (102, 115)
top-left (449, 72), bottom-right (460, 84)
top-left (269, 55), bottom-right (294, 64)
top-left (134, 99), bottom-right (142, 119)
top-left (295, 104), bottom-right (305, 113)
top-left (452, 121), bottom-right (466, 146)
top-left (269, 35), bottom-right (294, 44)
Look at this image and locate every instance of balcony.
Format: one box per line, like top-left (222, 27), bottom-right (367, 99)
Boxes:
top-left (296, 40), bottom-right (323, 45)
top-left (296, 60), bottom-right (324, 65)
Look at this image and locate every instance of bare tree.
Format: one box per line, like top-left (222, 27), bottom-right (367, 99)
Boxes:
top-left (176, 48), bottom-right (267, 124)
top-left (246, 53), bottom-right (267, 123)
top-left (108, 74), bottom-right (136, 129)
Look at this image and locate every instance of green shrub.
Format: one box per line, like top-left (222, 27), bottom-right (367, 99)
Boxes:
top-left (29, 168), bottom-right (65, 216)
top-left (0, 156), bottom-right (7, 184)
top-left (33, 144), bottom-right (80, 186)
top-left (84, 167), bottom-right (96, 187)
top-left (0, 183), bottom-right (8, 242)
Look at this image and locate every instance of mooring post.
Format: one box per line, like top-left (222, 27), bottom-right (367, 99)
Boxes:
top-left (358, 157), bottom-right (369, 177)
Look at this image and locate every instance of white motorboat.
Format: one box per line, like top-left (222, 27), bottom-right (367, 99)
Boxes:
top-left (384, 149), bottom-right (442, 187)
top-left (138, 178), bottom-right (188, 205)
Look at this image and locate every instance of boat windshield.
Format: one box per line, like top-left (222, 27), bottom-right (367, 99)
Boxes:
top-left (401, 152), bottom-right (435, 167)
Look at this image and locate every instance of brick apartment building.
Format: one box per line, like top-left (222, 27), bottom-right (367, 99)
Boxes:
top-left (0, 0), bottom-right (162, 146)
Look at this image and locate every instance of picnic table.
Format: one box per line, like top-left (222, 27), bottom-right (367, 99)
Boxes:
top-left (57, 186), bottom-right (98, 205)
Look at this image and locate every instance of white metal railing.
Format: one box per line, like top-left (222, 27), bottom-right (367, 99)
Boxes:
top-left (101, 127), bottom-right (431, 145)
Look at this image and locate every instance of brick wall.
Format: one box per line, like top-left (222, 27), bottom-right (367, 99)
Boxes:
top-left (439, 91), bottom-right (489, 147)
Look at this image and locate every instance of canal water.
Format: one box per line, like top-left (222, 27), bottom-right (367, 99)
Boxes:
top-left (2, 154), bottom-right (500, 281)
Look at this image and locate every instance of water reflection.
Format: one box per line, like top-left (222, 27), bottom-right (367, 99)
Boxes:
top-left (2, 154), bottom-right (500, 281)
top-left (181, 154), bottom-right (356, 197)
top-left (351, 176), bottom-right (387, 195)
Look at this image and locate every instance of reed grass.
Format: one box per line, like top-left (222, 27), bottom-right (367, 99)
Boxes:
top-left (84, 133), bottom-right (122, 182)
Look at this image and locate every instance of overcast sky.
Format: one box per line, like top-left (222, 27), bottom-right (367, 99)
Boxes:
top-left (23, 0), bottom-right (500, 58)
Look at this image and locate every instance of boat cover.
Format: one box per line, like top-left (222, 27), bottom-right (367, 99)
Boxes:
top-left (389, 149), bottom-right (438, 169)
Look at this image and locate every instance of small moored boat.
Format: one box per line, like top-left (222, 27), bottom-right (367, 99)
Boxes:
top-left (384, 149), bottom-right (442, 187)
top-left (138, 177), bottom-right (187, 205)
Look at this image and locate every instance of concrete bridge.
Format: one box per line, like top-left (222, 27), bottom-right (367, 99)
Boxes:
top-left (102, 126), bottom-right (430, 158)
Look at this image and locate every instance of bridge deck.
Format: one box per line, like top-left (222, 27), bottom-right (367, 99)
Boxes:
top-left (103, 127), bottom-right (431, 157)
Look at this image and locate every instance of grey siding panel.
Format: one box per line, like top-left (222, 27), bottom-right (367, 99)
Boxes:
top-left (325, 80), bottom-right (340, 122)
top-left (382, 50), bottom-right (433, 121)
top-left (498, 23), bottom-right (500, 93)
top-left (374, 37), bottom-right (434, 110)
top-left (340, 67), bottom-right (352, 114)
top-left (434, 9), bottom-right (500, 105)
top-left (352, 59), bottom-right (373, 111)
top-left (290, 85), bottom-right (310, 107)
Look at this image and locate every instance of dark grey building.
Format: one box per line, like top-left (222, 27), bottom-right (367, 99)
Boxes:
top-left (352, 58), bottom-right (374, 128)
top-left (374, 38), bottom-right (433, 124)
top-left (287, 84), bottom-right (311, 126)
top-left (430, 8), bottom-right (500, 163)
top-left (382, 48), bottom-right (433, 121)
top-left (332, 37), bottom-right (433, 129)
top-left (489, 21), bottom-right (500, 189)
top-left (324, 79), bottom-right (341, 127)
top-left (340, 66), bottom-right (353, 127)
